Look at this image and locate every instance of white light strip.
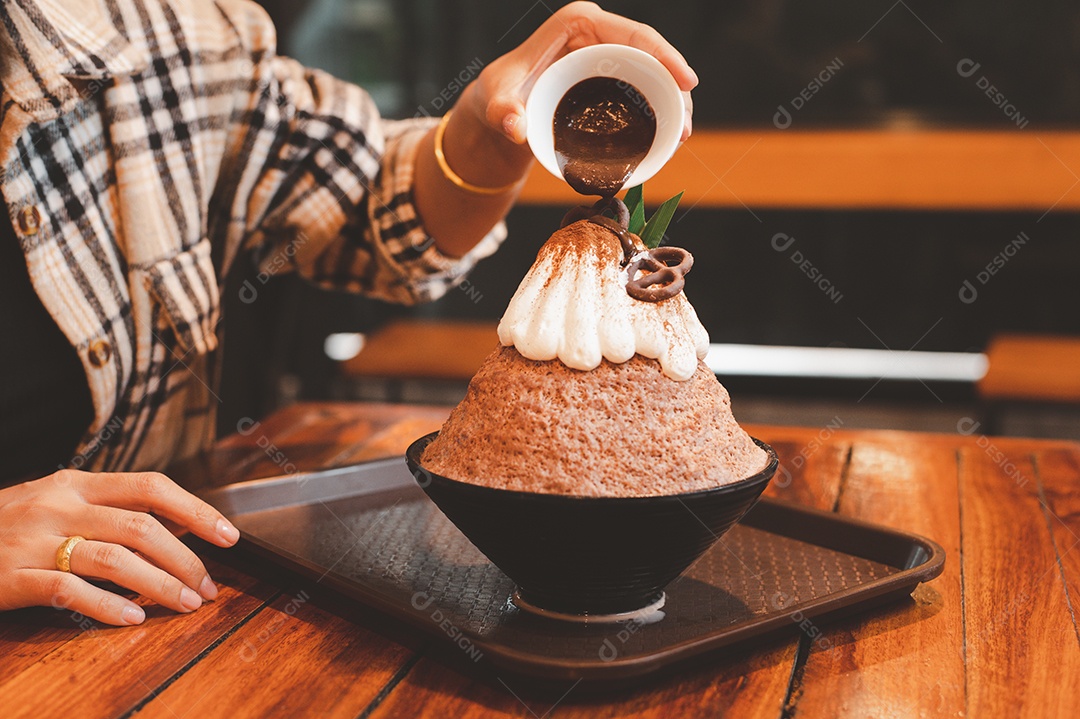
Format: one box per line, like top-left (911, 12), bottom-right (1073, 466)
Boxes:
top-left (704, 344), bottom-right (988, 382)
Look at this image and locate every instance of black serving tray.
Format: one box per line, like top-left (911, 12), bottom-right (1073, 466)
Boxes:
top-left (200, 458), bottom-right (945, 680)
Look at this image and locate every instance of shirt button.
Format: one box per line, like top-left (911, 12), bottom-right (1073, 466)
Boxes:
top-left (17, 206), bottom-right (42, 235)
top-left (88, 339), bottom-right (112, 367)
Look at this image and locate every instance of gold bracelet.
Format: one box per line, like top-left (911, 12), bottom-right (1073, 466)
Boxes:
top-left (434, 110), bottom-right (521, 196)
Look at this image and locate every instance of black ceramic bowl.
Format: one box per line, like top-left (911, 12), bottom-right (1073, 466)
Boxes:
top-left (406, 432), bottom-right (778, 617)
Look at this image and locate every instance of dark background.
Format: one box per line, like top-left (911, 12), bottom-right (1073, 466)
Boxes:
top-left (265, 0), bottom-right (1080, 128)
top-left (222, 0), bottom-right (1080, 433)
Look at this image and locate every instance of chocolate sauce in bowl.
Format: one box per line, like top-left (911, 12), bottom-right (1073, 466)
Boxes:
top-left (553, 77), bottom-right (657, 198)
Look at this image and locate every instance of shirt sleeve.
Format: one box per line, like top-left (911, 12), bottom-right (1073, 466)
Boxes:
top-left (216, 2), bottom-right (505, 305)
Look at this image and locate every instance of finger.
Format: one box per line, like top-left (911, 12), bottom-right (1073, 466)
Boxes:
top-left (76, 473), bottom-right (239, 548)
top-left (82, 506), bottom-right (218, 600)
top-left (22, 569), bottom-right (145, 626)
top-left (69, 539), bottom-right (203, 614)
top-left (486, 94), bottom-right (528, 144)
top-left (547, 5), bottom-right (699, 91)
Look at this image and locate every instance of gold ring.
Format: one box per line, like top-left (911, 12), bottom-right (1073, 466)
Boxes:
top-left (55, 536), bottom-right (86, 573)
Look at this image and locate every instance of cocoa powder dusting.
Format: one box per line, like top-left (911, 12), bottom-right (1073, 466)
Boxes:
top-left (422, 346), bottom-right (767, 497)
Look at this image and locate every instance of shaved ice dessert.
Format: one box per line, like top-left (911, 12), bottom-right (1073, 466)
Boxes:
top-left (422, 199), bottom-right (766, 497)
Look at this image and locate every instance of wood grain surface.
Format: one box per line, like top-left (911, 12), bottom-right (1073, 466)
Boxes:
top-left (959, 444), bottom-right (1080, 718)
top-left (0, 402), bottom-right (1077, 719)
top-left (792, 440), bottom-right (965, 718)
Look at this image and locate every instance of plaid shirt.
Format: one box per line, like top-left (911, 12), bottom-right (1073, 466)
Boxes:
top-left (0, 0), bottom-right (504, 472)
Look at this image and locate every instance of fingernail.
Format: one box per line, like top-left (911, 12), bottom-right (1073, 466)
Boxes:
top-left (217, 519), bottom-right (239, 544)
top-left (180, 587), bottom-right (203, 611)
top-left (199, 575), bottom-right (218, 601)
top-left (503, 113), bottom-right (520, 137)
top-left (123, 605), bottom-right (145, 625)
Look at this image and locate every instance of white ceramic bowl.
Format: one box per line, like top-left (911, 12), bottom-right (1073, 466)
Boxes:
top-left (525, 44), bottom-right (685, 192)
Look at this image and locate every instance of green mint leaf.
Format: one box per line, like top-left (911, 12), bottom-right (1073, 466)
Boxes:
top-left (624, 184), bottom-right (646, 235)
top-left (639, 191), bottom-right (684, 249)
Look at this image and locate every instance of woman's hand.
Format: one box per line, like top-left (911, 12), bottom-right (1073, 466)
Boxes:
top-left (464, 1), bottom-right (698, 151)
top-left (0, 470), bottom-right (239, 625)
top-left (416, 2), bottom-right (697, 257)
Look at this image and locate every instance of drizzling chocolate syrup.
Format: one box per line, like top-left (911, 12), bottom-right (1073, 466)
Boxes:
top-left (587, 216), bottom-right (637, 260)
top-left (552, 79), bottom-right (688, 303)
top-left (561, 197), bottom-right (636, 259)
top-left (553, 77), bottom-right (657, 198)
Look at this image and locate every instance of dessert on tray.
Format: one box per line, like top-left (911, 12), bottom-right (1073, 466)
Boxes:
top-left (422, 195), bottom-right (767, 498)
top-left (409, 56), bottom-right (776, 618)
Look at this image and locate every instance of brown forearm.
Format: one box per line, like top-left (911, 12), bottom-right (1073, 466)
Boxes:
top-left (413, 100), bottom-right (534, 258)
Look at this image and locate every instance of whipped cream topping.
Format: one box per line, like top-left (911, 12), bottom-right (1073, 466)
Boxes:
top-left (497, 226), bottom-right (710, 381)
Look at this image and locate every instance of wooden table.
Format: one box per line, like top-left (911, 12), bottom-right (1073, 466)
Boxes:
top-left (2, 402), bottom-right (1079, 718)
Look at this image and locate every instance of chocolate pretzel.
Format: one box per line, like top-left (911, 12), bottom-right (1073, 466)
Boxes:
top-left (625, 246), bottom-right (694, 302)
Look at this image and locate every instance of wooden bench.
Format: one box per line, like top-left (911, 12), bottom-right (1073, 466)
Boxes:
top-left (978, 333), bottom-right (1080, 403)
top-left (340, 318), bottom-right (499, 383)
top-left (342, 325), bottom-right (1080, 409)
